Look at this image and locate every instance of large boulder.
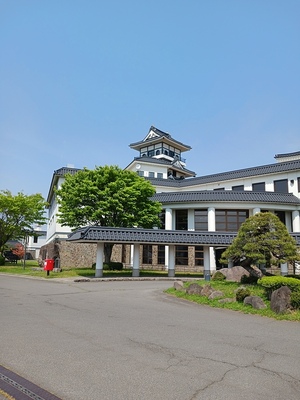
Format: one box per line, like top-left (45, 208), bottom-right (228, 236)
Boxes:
top-left (201, 284), bottom-right (215, 297)
top-left (208, 290), bottom-right (224, 300)
top-left (173, 281), bottom-right (184, 290)
top-left (217, 266), bottom-right (250, 282)
top-left (244, 296), bottom-right (266, 309)
top-left (270, 286), bottom-right (291, 314)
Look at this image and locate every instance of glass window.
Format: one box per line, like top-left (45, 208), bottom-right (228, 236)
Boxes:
top-left (33, 236), bottom-right (38, 243)
top-left (157, 245), bottom-right (165, 265)
top-left (176, 245), bottom-right (188, 265)
top-left (137, 170), bottom-right (144, 177)
top-left (176, 210), bottom-right (188, 230)
top-left (297, 177), bottom-right (300, 193)
top-left (274, 179), bottom-right (288, 193)
top-left (252, 182), bottom-right (265, 192)
top-left (195, 246), bottom-right (204, 266)
top-left (195, 210), bottom-right (208, 231)
top-left (157, 173), bottom-right (163, 179)
top-left (232, 185), bottom-right (244, 191)
top-left (159, 210), bottom-right (165, 229)
top-left (148, 172), bottom-right (155, 178)
top-left (215, 210), bottom-right (248, 231)
top-left (142, 245), bottom-right (152, 264)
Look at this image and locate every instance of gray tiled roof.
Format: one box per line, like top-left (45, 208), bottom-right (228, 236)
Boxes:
top-left (151, 190), bottom-right (300, 205)
top-left (133, 156), bottom-right (196, 175)
top-left (67, 226), bottom-right (300, 245)
top-left (148, 159), bottom-right (300, 188)
top-left (67, 226), bottom-right (236, 245)
top-left (275, 151), bottom-right (300, 159)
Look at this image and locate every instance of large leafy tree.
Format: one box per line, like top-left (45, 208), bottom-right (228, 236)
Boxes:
top-left (220, 212), bottom-right (299, 269)
top-left (56, 165), bottom-right (162, 262)
top-left (0, 190), bottom-right (47, 253)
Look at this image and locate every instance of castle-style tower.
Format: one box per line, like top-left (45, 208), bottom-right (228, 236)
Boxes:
top-left (126, 126), bottom-right (196, 180)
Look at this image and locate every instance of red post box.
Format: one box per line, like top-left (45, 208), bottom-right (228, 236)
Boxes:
top-left (44, 259), bottom-right (54, 273)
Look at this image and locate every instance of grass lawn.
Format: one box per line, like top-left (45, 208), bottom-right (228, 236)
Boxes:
top-left (166, 280), bottom-right (300, 321)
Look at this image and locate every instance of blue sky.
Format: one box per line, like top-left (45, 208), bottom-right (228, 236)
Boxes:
top-left (1, 0), bottom-right (299, 199)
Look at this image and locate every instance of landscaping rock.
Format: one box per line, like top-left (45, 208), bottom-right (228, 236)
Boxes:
top-left (244, 296), bottom-right (266, 309)
top-left (186, 283), bottom-right (202, 295)
top-left (270, 286), bottom-right (292, 314)
top-left (173, 281), bottom-right (184, 290)
top-left (200, 284), bottom-right (215, 297)
top-left (208, 290), bottom-right (224, 300)
top-left (217, 266), bottom-right (250, 282)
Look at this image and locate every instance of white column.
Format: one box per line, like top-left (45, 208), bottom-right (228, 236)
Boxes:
top-left (253, 207), bottom-right (261, 215)
top-left (165, 208), bottom-right (173, 271)
top-left (203, 247), bottom-right (210, 280)
top-left (208, 207), bottom-right (216, 231)
top-left (280, 263), bottom-right (288, 276)
top-left (132, 243), bottom-right (140, 277)
top-left (188, 209), bottom-right (195, 231)
top-left (292, 211), bottom-right (300, 232)
top-left (95, 242), bottom-right (104, 278)
top-left (168, 245), bottom-right (175, 277)
top-left (285, 212), bottom-right (292, 232)
top-left (209, 247), bottom-right (216, 274)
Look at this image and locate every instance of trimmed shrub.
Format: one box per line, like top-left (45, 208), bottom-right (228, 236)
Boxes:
top-left (212, 271), bottom-right (226, 281)
top-left (290, 291), bottom-right (300, 309)
top-left (258, 276), bottom-right (300, 299)
top-left (0, 254), bottom-right (5, 266)
top-left (236, 287), bottom-right (251, 302)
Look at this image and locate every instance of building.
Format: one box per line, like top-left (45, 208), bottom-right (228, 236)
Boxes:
top-left (42, 126), bottom-right (300, 275)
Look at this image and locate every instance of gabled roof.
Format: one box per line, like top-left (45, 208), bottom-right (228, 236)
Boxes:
top-left (151, 190), bottom-right (300, 205)
top-left (147, 159), bottom-right (300, 188)
top-left (46, 167), bottom-right (81, 203)
top-left (129, 126), bottom-right (191, 152)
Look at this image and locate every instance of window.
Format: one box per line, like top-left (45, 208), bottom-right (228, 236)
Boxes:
top-left (176, 210), bottom-right (188, 230)
top-left (157, 173), bottom-right (163, 179)
top-left (214, 187), bottom-right (225, 191)
top-left (195, 246), bottom-right (204, 266)
top-left (159, 210), bottom-right (165, 229)
top-left (195, 210), bottom-right (208, 231)
top-left (148, 150), bottom-right (154, 157)
top-left (298, 177), bottom-right (300, 193)
top-left (275, 211), bottom-right (285, 224)
top-left (176, 245), bottom-right (188, 265)
top-left (137, 170), bottom-right (144, 177)
top-left (274, 179), bottom-right (288, 193)
top-left (157, 245), bottom-right (165, 265)
top-left (142, 245), bottom-right (152, 264)
top-left (215, 210), bottom-right (248, 231)
top-left (232, 185), bottom-right (244, 191)
top-left (252, 182), bottom-right (265, 192)
top-left (33, 236), bottom-right (38, 244)
top-left (148, 172), bottom-right (155, 178)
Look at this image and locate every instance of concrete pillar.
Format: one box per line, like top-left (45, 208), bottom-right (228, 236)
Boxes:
top-left (280, 263), bottom-right (288, 276)
top-left (95, 242), bottom-right (104, 278)
top-left (132, 243), bottom-right (140, 277)
top-left (253, 207), bottom-right (261, 215)
top-left (168, 245), bottom-right (175, 277)
top-left (285, 211), bottom-right (292, 232)
top-left (209, 247), bottom-right (216, 274)
top-left (165, 208), bottom-right (173, 271)
top-left (208, 207), bottom-right (215, 231)
top-left (292, 211), bottom-right (300, 233)
top-left (203, 247), bottom-right (210, 280)
top-left (188, 209), bottom-right (195, 231)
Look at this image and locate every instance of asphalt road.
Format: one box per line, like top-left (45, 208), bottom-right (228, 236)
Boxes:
top-left (1, 275), bottom-right (300, 400)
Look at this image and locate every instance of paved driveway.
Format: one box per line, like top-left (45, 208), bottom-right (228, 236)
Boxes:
top-left (1, 275), bottom-right (300, 400)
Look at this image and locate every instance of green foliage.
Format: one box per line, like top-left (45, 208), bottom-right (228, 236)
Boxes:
top-left (220, 212), bottom-right (299, 267)
top-left (258, 276), bottom-right (300, 299)
top-left (0, 254), bottom-right (5, 266)
top-left (92, 262), bottom-right (123, 271)
top-left (212, 271), bottom-right (226, 281)
top-left (0, 190), bottom-right (47, 252)
top-left (291, 291), bottom-right (300, 309)
top-left (56, 165), bottom-right (162, 229)
top-left (235, 287), bottom-right (251, 302)
top-left (240, 275), bottom-right (258, 284)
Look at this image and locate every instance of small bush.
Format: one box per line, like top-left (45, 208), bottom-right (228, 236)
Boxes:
top-left (291, 291), bottom-right (300, 309)
top-left (258, 276), bottom-right (300, 299)
top-left (0, 255), bottom-right (5, 266)
top-left (212, 271), bottom-right (226, 281)
top-left (236, 287), bottom-right (251, 302)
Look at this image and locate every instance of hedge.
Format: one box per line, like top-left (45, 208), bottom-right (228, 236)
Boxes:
top-left (257, 276), bottom-right (300, 299)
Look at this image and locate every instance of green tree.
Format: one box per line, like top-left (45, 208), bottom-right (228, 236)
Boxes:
top-left (220, 212), bottom-right (299, 269)
top-left (0, 190), bottom-right (47, 253)
top-left (56, 165), bottom-right (162, 262)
